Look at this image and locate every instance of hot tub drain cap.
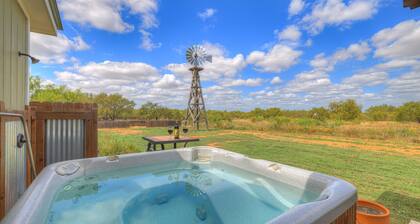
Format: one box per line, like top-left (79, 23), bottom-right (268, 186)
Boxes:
top-left (55, 162), bottom-right (80, 176)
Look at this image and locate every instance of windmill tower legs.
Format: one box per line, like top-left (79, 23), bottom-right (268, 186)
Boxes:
top-left (184, 67), bottom-right (209, 130)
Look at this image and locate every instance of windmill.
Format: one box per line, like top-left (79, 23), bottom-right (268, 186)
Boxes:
top-left (184, 45), bottom-right (212, 130)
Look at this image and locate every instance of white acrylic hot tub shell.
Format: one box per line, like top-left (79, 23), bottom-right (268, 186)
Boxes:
top-left (1, 146), bottom-right (357, 224)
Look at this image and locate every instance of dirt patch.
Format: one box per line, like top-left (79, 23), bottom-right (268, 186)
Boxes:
top-left (207, 142), bottom-right (221, 147)
top-left (206, 140), bottom-right (242, 148)
top-left (206, 130), bottom-right (420, 156)
top-left (100, 127), bottom-right (144, 135)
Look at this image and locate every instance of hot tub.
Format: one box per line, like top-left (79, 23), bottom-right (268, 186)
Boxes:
top-left (2, 147), bottom-right (357, 224)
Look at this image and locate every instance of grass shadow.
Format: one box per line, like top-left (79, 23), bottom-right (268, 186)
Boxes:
top-left (376, 191), bottom-right (420, 224)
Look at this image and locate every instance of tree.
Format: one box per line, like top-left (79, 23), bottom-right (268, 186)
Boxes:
top-left (396, 101), bottom-right (420, 122)
top-left (136, 102), bottom-right (184, 120)
top-left (310, 107), bottom-right (330, 121)
top-left (138, 102), bottom-right (162, 120)
top-left (329, 99), bottom-right (362, 121)
top-left (29, 76), bottom-right (42, 96)
top-left (94, 93), bottom-right (135, 120)
top-left (365, 105), bottom-right (397, 121)
top-left (264, 108), bottom-right (283, 118)
top-left (30, 76), bottom-right (92, 103)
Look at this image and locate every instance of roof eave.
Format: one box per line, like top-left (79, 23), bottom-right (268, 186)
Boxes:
top-left (18, 0), bottom-right (63, 36)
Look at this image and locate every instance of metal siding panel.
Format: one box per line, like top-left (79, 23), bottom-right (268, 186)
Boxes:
top-left (0, 0), bottom-right (27, 110)
top-left (3, 0), bottom-right (12, 109)
top-left (11, 0), bottom-right (17, 109)
top-left (78, 120), bottom-right (84, 158)
top-left (4, 121), bottom-right (26, 212)
top-left (45, 119), bottom-right (85, 165)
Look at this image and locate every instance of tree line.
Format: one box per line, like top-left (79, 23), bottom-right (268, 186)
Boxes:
top-left (30, 76), bottom-right (420, 122)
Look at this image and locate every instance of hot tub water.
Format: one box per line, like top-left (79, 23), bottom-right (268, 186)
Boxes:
top-left (46, 161), bottom-right (320, 224)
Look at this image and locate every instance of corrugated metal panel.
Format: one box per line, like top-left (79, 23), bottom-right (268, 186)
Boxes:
top-left (45, 119), bottom-right (85, 165)
top-left (4, 121), bottom-right (26, 212)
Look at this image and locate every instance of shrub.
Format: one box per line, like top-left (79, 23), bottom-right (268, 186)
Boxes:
top-left (365, 105), bottom-right (397, 121)
top-left (329, 99), bottom-right (362, 121)
top-left (296, 118), bottom-right (323, 127)
top-left (271, 116), bottom-right (291, 129)
top-left (309, 107), bottom-right (330, 121)
top-left (396, 102), bottom-right (420, 122)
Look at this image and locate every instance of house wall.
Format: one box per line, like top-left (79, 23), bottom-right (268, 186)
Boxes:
top-left (0, 0), bottom-right (29, 111)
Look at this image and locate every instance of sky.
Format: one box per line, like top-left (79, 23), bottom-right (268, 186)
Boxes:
top-left (30, 0), bottom-right (420, 111)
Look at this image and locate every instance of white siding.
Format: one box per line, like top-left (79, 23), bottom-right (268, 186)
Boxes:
top-left (0, 0), bottom-right (29, 111)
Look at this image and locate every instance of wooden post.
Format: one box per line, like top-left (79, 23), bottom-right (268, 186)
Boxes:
top-left (0, 101), bottom-right (5, 218)
top-left (85, 104), bottom-right (98, 158)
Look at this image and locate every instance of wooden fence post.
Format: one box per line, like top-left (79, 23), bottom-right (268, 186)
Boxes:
top-left (0, 101), bottom-right (5, 218)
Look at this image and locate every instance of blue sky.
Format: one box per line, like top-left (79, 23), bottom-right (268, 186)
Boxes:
top-left (30, 0), bottom-right (420, 110)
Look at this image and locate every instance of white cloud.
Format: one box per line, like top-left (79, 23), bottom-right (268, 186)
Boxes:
top-left (152, 74), bottom-right (182, 88)
top-left (71, 36), bottom-right (90, 51)
top-left (59, 0), bottom-right (133, 33)
top-left (343, 71), bottom-right (388, 87)
top-left (285, 70), bottom-right (331, 93)
top-left (204, 85), bottom-right (250, 110)
top-left (30, 33), bottom-right (90, 64)
top-left (125, 0), bottom-right (160, 50)
top-left (302, 0), bottom-right (378, 35)
top-left (247, 44), bottom-right (302, 73)
top-left (289, 0), bottom-right (305, 16)
top-left (310, 41), bottom-right (371, 71)
top-left (271, 76), bottom-right (282, 85)
top-left (77, 61), bottom-right (160, 81)
top-left (372, 20), bottom-right (420, 59)
top-left (55, 61), bottom-right (161, 95)
top-left (223, 78), bottom-right (263, 87)
top-left (310, 53), bottom-right (329, 69)
top-left (278, 25), bottom-right (301, 42)
top-left (165, 63), bottom-right (191, 78)
top-left (375, 59), bottom-right (419, 70)
top-left (55, 60), bottom-right (192, 108)
top-left (140, 30), bottom-right (161, 51)
top-left (198, 8), bottom-right (217, 20)
top-left (59, 0), bottom-right (160, 50)
top-left (202, 42), bottom-right (226, 57)
top-left (125, 0), bottom-right (159, 29)
top-left (205, 54), bottom-right (247, 79)
top-left (333, 41), bottom-right (371, 61)
top-left (386, 71), bottom-right (420, 97)
top-left (263, 40), bottom-right (374, 107)
top-left (59, 0), bottom-right (159, 32)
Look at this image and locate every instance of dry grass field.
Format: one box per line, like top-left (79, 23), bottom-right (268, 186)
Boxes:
top-left (230, 119), bottom-right (420, 144)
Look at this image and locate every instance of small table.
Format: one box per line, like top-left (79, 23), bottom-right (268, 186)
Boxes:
top-left (143, 136), bottom-right (200, 151)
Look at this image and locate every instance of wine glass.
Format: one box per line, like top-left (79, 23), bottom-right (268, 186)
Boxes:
top-left (182, 127), bottom-right (189, 137)
top-left (167, 127), bottom-right (173, 136)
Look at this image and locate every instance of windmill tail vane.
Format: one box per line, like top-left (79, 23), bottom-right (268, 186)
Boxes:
top-left (184, 45), bottom-right (211, 130)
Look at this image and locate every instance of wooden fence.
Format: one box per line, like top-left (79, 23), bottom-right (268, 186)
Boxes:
top-left (0, 102), bottom-right (98, 218)
top-left (29, 102), bottom-right (98, 174)
top-left (98, 119), bottom-right (178, 128)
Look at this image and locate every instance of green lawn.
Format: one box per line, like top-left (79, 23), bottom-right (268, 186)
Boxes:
top-left (99, 127), bottom-right (420, 224)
